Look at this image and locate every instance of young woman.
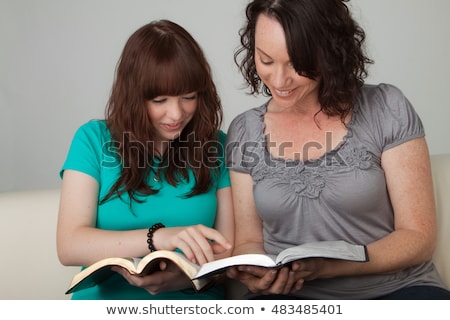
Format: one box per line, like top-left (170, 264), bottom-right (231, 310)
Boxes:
top-left (57, 20), bottom-right (234, 300)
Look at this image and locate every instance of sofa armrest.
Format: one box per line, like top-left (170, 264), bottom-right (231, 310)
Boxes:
top-left (0, 189), bottom-right (78, 299)
top-left (430, 154), bottom-right (450, 288)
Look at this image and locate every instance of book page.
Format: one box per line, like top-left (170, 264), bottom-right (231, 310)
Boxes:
top-left (66, 257), bottom-right (137, 294)
top-left (275, 240), bottom-right (367, 265)
top-left (136, 250), bottom-right (210, 291)
top-left (67, 251), bottom-right (210, 294)
top-left (137, 251), bottom-right (200, 277)
top-left (194, 254), bottom-right (277, 279)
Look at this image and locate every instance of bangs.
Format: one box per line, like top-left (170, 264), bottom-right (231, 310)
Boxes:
top-left (142, 43), bottom-right (208, 99)
top-left (268, 4), bottom-right (320, 78)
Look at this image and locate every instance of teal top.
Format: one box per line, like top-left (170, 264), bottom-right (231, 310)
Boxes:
top-left (61, 120), bottom-right (230, 300)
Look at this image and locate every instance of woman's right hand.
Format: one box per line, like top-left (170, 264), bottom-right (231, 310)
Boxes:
top-left (112, 260), bottom-right (192, 295)
top-left (226, 265), bottom-right (304, 295)
top-left (153, 225), bottom-right (232, 265)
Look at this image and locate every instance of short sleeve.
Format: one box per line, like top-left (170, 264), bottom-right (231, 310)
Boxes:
top-left (362, 84), bottom-right (425, 152)
top-left (226, 106), bottom-right (268, 174)
top-left (60, 120), bottom-right (115, 183)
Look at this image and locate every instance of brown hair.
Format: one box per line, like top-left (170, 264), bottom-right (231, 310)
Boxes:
top-left (103, 20), bottom-right (223, 203)
top-left (235, 0), bottom-right (373, 121)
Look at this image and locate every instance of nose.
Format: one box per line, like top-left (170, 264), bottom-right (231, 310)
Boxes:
top-left (166, 99), bottom-right (183, 121)
top-left (272, 65), bottom-right (291, 88)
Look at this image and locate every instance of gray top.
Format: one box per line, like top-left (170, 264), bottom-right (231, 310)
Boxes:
top-left (226, 83), bottom-right (446, 299)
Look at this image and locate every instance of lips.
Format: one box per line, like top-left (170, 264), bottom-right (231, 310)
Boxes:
top-left (274, 88), bottom-right (294, 97)
top-left (162, 122), bottom-right (182, 131)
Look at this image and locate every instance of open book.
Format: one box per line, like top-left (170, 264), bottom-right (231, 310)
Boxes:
top-left (194, 240), bottom-right (368, 279)
top-left (65, 240), bottom-right (368, 294)
top-left (65, 250), bottom-right (210, 294)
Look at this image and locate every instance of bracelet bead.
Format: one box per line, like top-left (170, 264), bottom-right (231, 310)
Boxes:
top-left (147, 222), bottom-right (165, 252)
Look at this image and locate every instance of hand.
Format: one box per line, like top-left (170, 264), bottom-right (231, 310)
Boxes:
top-left (226, 265), bottom-right (304, 295)
top-left (290, 258), bottom-right (326, 281)
top-left (112, 261), bottom-right (192, 295)
top-left (156, 225), bottom-right (232, 265)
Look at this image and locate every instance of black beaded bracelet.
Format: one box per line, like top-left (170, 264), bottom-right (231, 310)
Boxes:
top-left (147, 223), bottom-right (165, 252)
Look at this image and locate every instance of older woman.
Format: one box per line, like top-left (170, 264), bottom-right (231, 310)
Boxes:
top-left (226, 0), bottom-right (450, 299)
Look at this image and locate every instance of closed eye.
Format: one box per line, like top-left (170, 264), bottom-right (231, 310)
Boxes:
top-left (256, 49), bottom-right (273, 65)
top-left (152, 98), bottom-right (167, 104)
top-left (181, 93), bottom-right (197, 101)
top-left (260, 58), bottom-right (273, 65)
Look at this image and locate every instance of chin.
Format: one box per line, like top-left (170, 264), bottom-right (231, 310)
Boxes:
top-left (168, 133), bottom-right (182, 141)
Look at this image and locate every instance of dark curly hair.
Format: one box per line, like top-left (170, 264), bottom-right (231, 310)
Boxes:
top-left (235, 0), bottom-right (373, 121)
top-left (103, 20), bottom-right (223, 203)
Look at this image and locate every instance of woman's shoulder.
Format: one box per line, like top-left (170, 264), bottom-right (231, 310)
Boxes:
top-left (230, 104), bottom-right (267, 126)
top-left (76, 119), bottom-right (107, 132)
top-left (68, 120), bottom-right (112, 152)
top-left (356, 83), bottom-right (424, 150)
top-left (73, 119), bottom-right (110, 139)
top-left (362, 82), bottom-right (402, 93)
top-left (227, 103), bottom-right (267, 141)
top-left (359, 83), bottom-right (407, 106)
top-left (357, 83), bottom-right (416, 118)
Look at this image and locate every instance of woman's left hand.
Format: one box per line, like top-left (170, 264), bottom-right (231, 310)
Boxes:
top-left (227, 265), bottom-right (305, 295)
top-left (290, 258), bottom-right (327, 281)
top-left (226, 258), bottom-right (328, 295)
top-left (112, 260), bottom-right (192, 295)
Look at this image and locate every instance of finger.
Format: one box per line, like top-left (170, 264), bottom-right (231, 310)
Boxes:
top-left (253, 269), bottom-right (278, 293)
top-left (182, 225), bottom-right (232, 263)
top-left (111, 266), bottom-right (122, 274)
top-left (293, 278), bottom-right (305, 292)
top-left (183, 225), bottom-right (233, 263)
top-left (266, 267), bottom-right (290, 294)
top-left (237, 265), bottom-right (271, 278)
top-left (174, 225), bottom-right (232, 264)
top-left (183, 227), bottom-right (214, 263)
top-left (159, 260), bottom-right (167, 271)
top-left (226, 267), bottom-right (238, 279)
top-left (114, 268), bottom-right (139, 286)
top-left (172, 227), bottom-right (211, 264)
top-left (112, 266), bottom-right (134, 279)
top-left (192, 225), bottom-right (232, 252)
top-left (210, 241), bottom-right (230, 255)
top-left (174, 239), bottom-right (197, 263)
top-left (182, 238), bottom-right (213, 265)
top-left (290, 261), bottom-right (304, 272)
top-left (282, 270), bottom-right (297, 295)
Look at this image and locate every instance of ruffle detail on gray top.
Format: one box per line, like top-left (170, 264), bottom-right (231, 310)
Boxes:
top-left (250, 104), bottom-right (373, 199)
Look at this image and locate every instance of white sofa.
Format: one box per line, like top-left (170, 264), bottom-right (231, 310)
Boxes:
top-left (1, 154), bottom-right (449, 299)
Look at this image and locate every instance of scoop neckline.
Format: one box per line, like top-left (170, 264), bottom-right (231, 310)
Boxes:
top-left (257, 101), bottom-right (357, 166)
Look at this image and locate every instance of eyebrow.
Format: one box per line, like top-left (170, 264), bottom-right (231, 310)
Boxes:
top-left (256, 47), bottom-right (293, 67)
top-left (256, 47), bottom-right (272, 59)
